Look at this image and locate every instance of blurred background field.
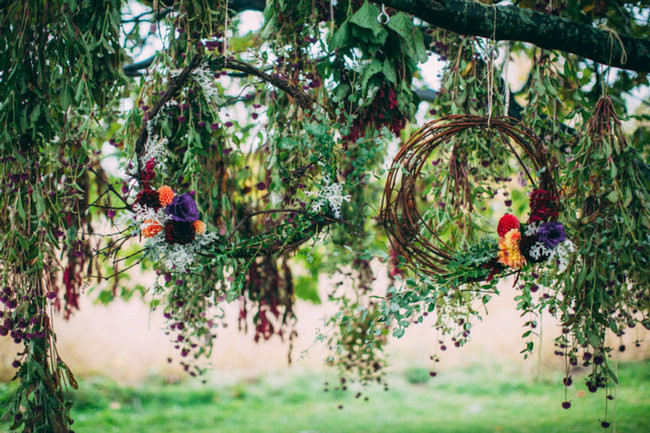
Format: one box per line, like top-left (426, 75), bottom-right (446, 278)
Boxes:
top-left (1, 275), bottom-right (649, 431)
top-left (1, 361), bottom-right (649, 432)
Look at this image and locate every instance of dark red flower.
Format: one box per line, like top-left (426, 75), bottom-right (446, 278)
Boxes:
top-left (529, 189), bottom-right (559, 222)
top-left (135, 189), bottom-right (162, 210)
top-left (164, 220), bottom-right (196, 245)
top-left (141, 158), bottom-right (156, 188)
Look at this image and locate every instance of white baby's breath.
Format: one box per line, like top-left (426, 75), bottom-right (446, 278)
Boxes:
top-left (524, 222), bottom-right (540, 236)
top-left (145, 230), bottom-right (218, 272)
top-left (306, 175), bottom-right (351, 219)
top-left (553, 240), bottom-right (575, 273)
top-left (142, 133), bottom-right (169, 172)
top-left (191, 64), bottom-right (222, 103)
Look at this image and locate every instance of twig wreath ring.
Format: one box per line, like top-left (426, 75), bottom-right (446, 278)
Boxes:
top-left (381, 115), bottom-right (567, 284)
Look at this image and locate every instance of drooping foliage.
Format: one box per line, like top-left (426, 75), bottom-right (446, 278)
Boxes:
top-left (0, 0), bottom-right (648, 430)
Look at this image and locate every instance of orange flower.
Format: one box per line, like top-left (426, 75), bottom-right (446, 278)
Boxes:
top-left (158, 185), bottom-right (175, 206)
top-left (497, 229), bottom-right (526, 269)
top-left (193, 220), bottom-right (206, 235)
top-left (142, 219), bottom-right (162, 238)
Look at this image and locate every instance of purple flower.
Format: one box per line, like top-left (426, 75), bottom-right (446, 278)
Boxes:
top-left (537, 222), bottom-right (566, 248)
top-left (166, 193), bottom-right (199, 223)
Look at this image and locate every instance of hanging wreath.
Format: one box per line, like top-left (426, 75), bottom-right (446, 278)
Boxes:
top-left (381, 115), bottom-right (569, 285)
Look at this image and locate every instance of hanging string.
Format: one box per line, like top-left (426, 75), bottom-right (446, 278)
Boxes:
top-left (599, 25), bottom-right (628, 96)
top-left (223, 0), bottom-right (230, 56)
top-left (487, 4), bottom-right (497, 127)
top-left (487, 48), bottom-right (494, 127)
top-left (503, 42), bottom-right (511, 118)
top-left (601, 25), bottom-right (628, 66)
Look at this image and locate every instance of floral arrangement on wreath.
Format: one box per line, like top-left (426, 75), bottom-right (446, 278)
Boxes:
top-left (482, 188), bottom-right (575, 281)
top-left (116, 157), bottom-right (217, 272)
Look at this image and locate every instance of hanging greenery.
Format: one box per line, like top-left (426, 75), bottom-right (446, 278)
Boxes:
top-left (1, 0), bottom-right (648, 430)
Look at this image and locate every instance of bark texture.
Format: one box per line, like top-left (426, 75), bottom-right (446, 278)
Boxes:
top-left (373, 0), bottom-right (650, 72)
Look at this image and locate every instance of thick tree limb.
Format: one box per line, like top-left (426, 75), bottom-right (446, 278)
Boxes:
top-left (123, 55), bottom-right (155, 76)
top-left (230, 0), bottom-right (266, 11)
top-left (374, 0), bottom-right (650, 72)
top-left (123, 1), bottom-right (649, 73)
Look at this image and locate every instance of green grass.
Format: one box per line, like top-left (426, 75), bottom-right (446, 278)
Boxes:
top-left (2, 362), bottom-right (649, 432)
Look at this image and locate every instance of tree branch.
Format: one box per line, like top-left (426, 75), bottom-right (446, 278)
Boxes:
top-left (230, 0), bottom-right (266, 11)
top-left (134, 56), bottom-right (315, 174)
top-left (374, 0), bottom-right (650, 72)
top-left (123, 55), bottom-right (155, 77)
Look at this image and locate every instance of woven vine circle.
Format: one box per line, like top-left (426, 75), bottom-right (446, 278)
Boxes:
top-left (381, 115), bottom-right (558, 278)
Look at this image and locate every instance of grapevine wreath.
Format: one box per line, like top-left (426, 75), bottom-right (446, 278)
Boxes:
top-left (381, 114), bottom-right (570, 284)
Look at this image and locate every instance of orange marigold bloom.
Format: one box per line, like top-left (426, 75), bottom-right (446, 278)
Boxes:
top-left (158, 185), bottom-right (175, 206)
top-left (497, 229), bottom-right (526, 269)
top-left (142, 219), bottom-right (163, 238)
top-left (193, 220), bottom-right (206, 235)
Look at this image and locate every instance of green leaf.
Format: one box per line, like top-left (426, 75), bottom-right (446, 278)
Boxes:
top-left (361, 58), bottom-right (383, 93)
top-left (305, 122), bottom-right (328, 138)
top-left (29, 105), bottom-right (41, 123)
top-left (97, 289), bottom-right (114, 304)
top-left (387, 12), bottom-right (428, 63)
top-left (382, 58), bottom-right (396, 84)
top-left (608, 367), bottom-right (619, 384)
top-left (350, 2), bottom-right (386, 39)
top-left (606, 190), bottom-right (618, 203)
top-left (329, 21), bottom-right (351, 50)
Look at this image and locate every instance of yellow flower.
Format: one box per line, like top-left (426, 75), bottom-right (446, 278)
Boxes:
top-left (497, 229), bottom-right (526, 269)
